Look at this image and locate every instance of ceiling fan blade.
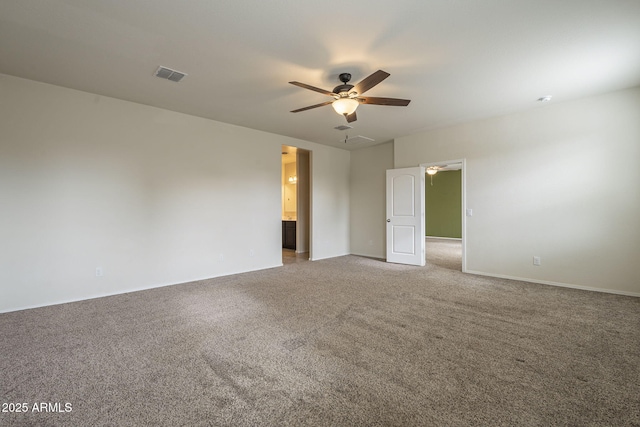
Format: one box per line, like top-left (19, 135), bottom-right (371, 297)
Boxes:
top-left (289, 81), bottom-right (336, 96)
top-left (345, 111), bottom-right (357, 123)
top-left (353, 70), bottom-right (390, 95)
top-left (290, 100), bottom-right (334, 113)
top-left (358, 96), bottom-right (411, 106)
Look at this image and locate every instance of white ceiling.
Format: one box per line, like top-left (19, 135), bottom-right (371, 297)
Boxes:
top-left (1, 1), bottom-right (639, 150)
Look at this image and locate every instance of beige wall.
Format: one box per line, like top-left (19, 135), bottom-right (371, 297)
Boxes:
top-left (0, 74), bottom-right (350, 312)
top-left (394, 86), bottom-right (640, 295)
top-left (350, 141), bottom-right (394, 258)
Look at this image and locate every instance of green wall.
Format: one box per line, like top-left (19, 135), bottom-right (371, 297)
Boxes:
top-left (426, 170), bottom-right (461, 238)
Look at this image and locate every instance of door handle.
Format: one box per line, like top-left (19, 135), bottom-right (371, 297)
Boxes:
top-left (387, 219), bottom-right (391, 222)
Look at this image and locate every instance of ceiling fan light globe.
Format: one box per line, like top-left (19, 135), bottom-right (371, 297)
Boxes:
top-left (426, 167), bottom-right (438, 175)
top-left (332, 98), bottom-right (359, 116)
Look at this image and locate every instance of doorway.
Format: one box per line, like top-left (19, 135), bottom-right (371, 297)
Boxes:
top-left (281, 145), bottom-right (310, 264)
top-left (421, 159), bottom-right (466, 272)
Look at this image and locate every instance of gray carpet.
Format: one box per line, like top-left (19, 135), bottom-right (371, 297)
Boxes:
top-left (1, 239), bottom-right (639, 426)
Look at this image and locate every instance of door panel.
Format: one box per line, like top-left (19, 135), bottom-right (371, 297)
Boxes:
top-left (392, 226), bottom-right (415, 254)
top-left (386, 167), bottom-right (425, 266)
top-left (392, 175), bottom-right (415, 216)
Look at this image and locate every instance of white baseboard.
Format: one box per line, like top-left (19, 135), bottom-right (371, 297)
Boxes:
top-left (0, 263), bottom-right (285, 314)
top-left (465, 269), bottom-right (640, 298)
top-left (426, 236), bottom-right (462, 241)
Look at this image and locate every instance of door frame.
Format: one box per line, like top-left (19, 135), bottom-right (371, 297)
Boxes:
top-left (295, 149), bottom-right (311, 257)
top-left (420, 158), bottom-right (467, 272)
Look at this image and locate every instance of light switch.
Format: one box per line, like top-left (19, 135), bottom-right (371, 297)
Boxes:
top-left (466, 208), bottom-right (473, 217)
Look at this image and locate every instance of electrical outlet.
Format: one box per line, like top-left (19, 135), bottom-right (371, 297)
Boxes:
top-left (533, 256), bottom-right (541, 266)
top-left (219, 254), bottom-right (224, 262)
top-left (249, 249), bottom-right (255, 257)
top-left (95, 267), bottom-right (103, 277)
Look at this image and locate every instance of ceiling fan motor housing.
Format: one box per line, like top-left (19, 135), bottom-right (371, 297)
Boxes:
top-left (333, 84), bottom-right (354, 95)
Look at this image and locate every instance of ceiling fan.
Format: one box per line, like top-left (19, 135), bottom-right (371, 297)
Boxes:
top-left (289, 70), bottom-right (411, 123)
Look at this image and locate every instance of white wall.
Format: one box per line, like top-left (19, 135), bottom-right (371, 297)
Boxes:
top-left (350, 142), bottom-right (394, 258)
top-left (0, 74), bottom-right (350, 312)
top-left (305, 147), bottom-right (351, 260)
top-left (393, 86), bottom-right (640, 296)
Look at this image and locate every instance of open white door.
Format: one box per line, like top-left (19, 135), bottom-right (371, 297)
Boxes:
top-left (386, 167), bottom-right (425, 266)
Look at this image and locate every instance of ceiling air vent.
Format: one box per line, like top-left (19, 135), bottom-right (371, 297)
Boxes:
top-left (343, 135), bottom-right (375, 144)
top-left (155, 66), bottom-right (187, 82)
top-left (334, 125), bottom-right (353, 131)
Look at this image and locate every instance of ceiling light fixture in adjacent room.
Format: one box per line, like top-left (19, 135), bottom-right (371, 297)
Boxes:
top-left (427, 167), bottom-right (439, 186)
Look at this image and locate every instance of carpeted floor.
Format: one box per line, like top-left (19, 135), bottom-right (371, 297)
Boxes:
top-left (1, 239), bottom-right (639, 426)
